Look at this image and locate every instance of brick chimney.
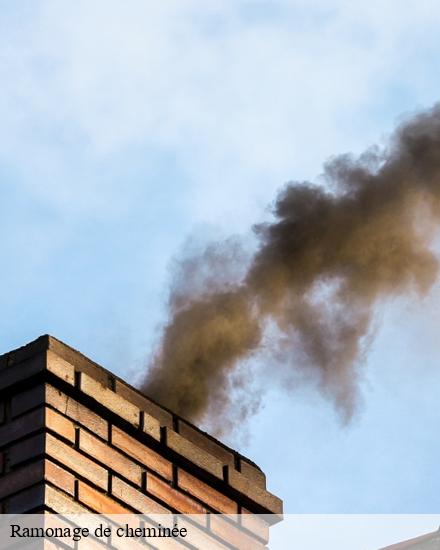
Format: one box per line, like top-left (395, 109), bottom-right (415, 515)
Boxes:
top-left (0, 335), bottom-right (282, 548)
top-left (380, 528), bottom-right (440, 549)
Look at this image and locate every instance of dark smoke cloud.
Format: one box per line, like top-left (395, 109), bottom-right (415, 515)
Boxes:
top-left (142, 104), bottom-right (440, 433)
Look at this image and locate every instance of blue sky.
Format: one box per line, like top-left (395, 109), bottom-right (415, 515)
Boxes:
top-left (2, 0), bottom-right (440, 513)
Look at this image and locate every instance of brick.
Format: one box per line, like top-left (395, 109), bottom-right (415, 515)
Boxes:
top-left (178, 421), bottom-right (234, 467)
top-left (165, 428), bottom-right (223, 479)
top-left (147, 473), bottom-right (208, 519)
top-left (47, 337), bottom-right (108, 387)
top-left (46, 385), bottom-right (107, 439)
top-left (78, 481), bottom-right (131, 514)
top-left (240, 509), bottom-right (270, 544)
top-left (5, 335), bottom-right (48, 366)
top-left (43, 516), bottom-right (77, 550)
top-left (177, 469), bottom-right (238, 514)
top-left (210, 515), bottom-right (266, 550)
top-left (46, 408), bottom-right (75, 443)
top-left (46, 434), bottom-right (107, 490)
top-left (11, 384), bottom-right (45, 417)
top-left (111, 426), bottom-right (172, 481)
top-left (0, 354), bottom-right (45, 392)
top-left (45, 484), bottom-right (93, 515)
top-left (228, 468), bottom-right (283, 515)
top-left (79, 429), bottom-right (142, 486)
top-left (111, 476), bottom-right (171, 514)
top-left (0, 407), bottom-right (44, 448)
top-left (46, 350), bottom-right (75, 386)
top-left (5, 483), bottom-right (45, 513)
top-left (0, 460), bottom-right (43, 499)
top-left (80, 373), bottom-right (139, 426)
top-left (0, 401), bottom-right (5, 424)
top-left (239, 459), bottom-right (266, 488)
top-left (177, 518), bottom-right (229, 550)
top-left (9, 433), bottom-right (45, 466)
top-left (115, 380), bottom-right (169, 436)
top-left (45, 460), bottom-right (76, 496)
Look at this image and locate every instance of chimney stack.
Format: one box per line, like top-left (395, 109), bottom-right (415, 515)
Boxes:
top-left (0, 335), bottom-right (282, 548)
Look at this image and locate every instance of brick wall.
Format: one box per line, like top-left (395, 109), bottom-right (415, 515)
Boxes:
top-left (0, 336), bottom-right (282, 549)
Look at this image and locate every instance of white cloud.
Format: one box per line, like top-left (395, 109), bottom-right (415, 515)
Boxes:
top-left (2, 0), bottom-right (440, 224)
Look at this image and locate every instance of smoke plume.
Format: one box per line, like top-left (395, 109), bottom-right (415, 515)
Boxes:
top-left (142, 104), bottom-right (440, 432)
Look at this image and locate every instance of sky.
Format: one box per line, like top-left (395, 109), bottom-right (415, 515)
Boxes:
top-left (1, 0), bottom-right (440, 517)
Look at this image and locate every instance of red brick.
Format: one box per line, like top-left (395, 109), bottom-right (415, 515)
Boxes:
top-left (111, 476), bottom-right (171, 514)
top-left (78, 481), bottom-right (131, 514)
top-left (147, 473), bottom-right (208, 519)
top-left (0, 460), bottom-right (43, 498)
top-left (46, 433), bottom-right (107, 490)
top-left (178, 421), bottom-right (234, 467)
top-left (177, 469), bottom-right (238, 514)
top-left (45, 460), bottom-right (76, 496)
top-left (210, 515), bottom-right (266, 550)
top-left (80, 373), bottom-right (139, 426)
top-left (46, 385), bottom-right (107, 439)
top-left (165, 428), bottom-right (223, 479)
top-left (46, 408), bottom-right (75, 443)
top-left (228, 468), bottom-right (283, 515)
top-left (79, 429), bottom-right (142, 486)
top-left (111, 426), bottom-right (172, 481)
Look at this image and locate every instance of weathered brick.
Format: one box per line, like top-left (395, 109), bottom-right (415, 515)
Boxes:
top-left (45, 460), bottom-right (76, 497)
top-left (111, 476), bottom-right (170, 514)
top-left (240, 509), bottom-right (270, 543)
top-left (115, 380), bottom-right (166, 436)
top-left (147, 473), bottom-right (208, 519)
top-left (46, 385), bottom-right (107, 439)
top-left (165, 428), bottom-right (223, 479)
top-left (210, 515), bottom-right (266, 550)
top-left (178, 421), bottom-right (234, 467)
top-left (11, 384), bottom-right (45, 417)
top-left (80, 373), bottom-right (139, 427)
top-left (78, 481), bottom-right (131, 514)
top-left (111, 426), bottom-right (172, 481)
top-left (0, 460), bottom-right (43, 499)
top-left (79, 429), bottom-right (142, 486)
top-left (46, 350), bottom-right (75, 386)
top-left (177, 469), bottom-right (238, 514)
top-left (9, 433), bottom-right (45, 466)
top-left (45, 484), bottom-right (93, 515)
top-left (46, 434), bottom-right (107, 490)
top-left (228, 468), bottom-right (283, 515)
top-left (239, 459), bottom-right (266, 488)
top-left (46, 408), bottom-right (75, 443)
